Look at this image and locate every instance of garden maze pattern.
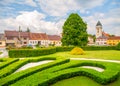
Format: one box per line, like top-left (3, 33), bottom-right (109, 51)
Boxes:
top-left (0, 57), bottom-right (120, 86)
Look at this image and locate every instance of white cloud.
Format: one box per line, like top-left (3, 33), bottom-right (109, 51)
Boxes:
top-left (24, 0), bottom-right (37, 7)
top-left (83, 8), bottom-right (120, 36)
top-left (0, 0), bottom-right (37, 7)
top-left (38, 0), bottom-right (104, 16)
top-left (0, 10), bottom-right (63, 35)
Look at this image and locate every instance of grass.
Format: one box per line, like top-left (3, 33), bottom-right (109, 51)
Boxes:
top-left (0, 50), bottom-right (120, 86)
top-left (3, 60), bottom-right (119, 86)
top-left (52, 75), bottom-right (120, 86)
top-left (43, 50), bottom-right (120, 60)
top-left (0, 52), bottom-right (2, 55)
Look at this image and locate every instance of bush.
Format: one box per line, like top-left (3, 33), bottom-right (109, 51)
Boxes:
top-left (81, 46), bottom-right (116, 50)
top-left (70, 47), bottom-right (84, 55)
top-left (9, 47), bottom-right (56, 58)
top-left (0, 59), bottom-right (119, 86)
top-left (0, 58), bottom-right (69, 86)
top-left (116, 42), bottom-right (120, 50)
top-left (9, 46), bottom-right (117, 58)
top-left (56, 46), bottom-right (74, 52)
top-left (0, 59), bottom-right (19, 70)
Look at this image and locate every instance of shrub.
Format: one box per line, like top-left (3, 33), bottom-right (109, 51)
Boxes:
top-left (70, 47), bottom-right (84, 55)
top-left (0, 58), bottom-right (69, 86)
top-left (116, 42), bottom-right (120, 50)
top-left (56, 46), bottom-right (74, 52)
top-left (81, 46), bottom-right (116, 50)
top-left (9, 47), bottom-right (56, 58)
top-left (0, 58), bottom-right (19, 70)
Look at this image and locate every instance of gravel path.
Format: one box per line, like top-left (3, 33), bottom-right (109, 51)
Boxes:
top-left (70, 58), bottom-right (120, 63)
top-left (80, 66), bottom-right (104, 72)
top-left (15, 60), bottom-right (53, 73)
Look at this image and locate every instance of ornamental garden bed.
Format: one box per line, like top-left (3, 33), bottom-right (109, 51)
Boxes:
top-left (0, 56), bottom-right (120, 86)
top-left (0, 47), bottom-right (120, 86)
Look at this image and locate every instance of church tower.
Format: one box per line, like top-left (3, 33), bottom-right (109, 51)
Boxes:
top-left (96, 21), bottom-right (102, 38)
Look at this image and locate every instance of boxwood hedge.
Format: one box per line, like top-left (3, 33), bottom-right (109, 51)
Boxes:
top-left (2, 60), bottom-right (119, 86)
top-left (9, 46), bottom-right (117, 58)
top-left (0, 57), bottom-right (69, 86)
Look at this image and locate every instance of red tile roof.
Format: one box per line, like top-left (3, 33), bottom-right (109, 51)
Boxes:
top-left (4, 30), bottom-right (61, 41)
top-left (5, 30), bottom-right (29, 37)
top-left (29, 33), bottom-right (48, 40)
top-left (108, 36), bottom-right (120, 40)
top-left (102, 32), bottom-right (110, 37)
top-left (48, 35), bottom-right (61, 41)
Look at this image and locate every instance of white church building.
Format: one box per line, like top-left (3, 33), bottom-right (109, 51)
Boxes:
top-left (95, 21), bottom-right (109, 46)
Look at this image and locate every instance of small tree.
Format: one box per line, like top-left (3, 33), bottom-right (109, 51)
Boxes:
top-left (26, 27), bottom-right (30, 32)
top-left (62, 13), bottom-right (88, 46)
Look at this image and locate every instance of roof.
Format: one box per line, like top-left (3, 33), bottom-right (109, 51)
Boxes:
top-left (97, 35), bottom-right (108, 39)
top-left (5, 30), bottom-right (29, 38)
top-left (96, 21), bottom-right (102, 26)
top-left (0, 34), bottom-right (5, 40)
top-left (29, 33), bottom-right (48, 40)
top-left (102, 32), bottom-right (110, 37)
top-left (48, 35), bottom-right (61, 41)
top-left (108, 36), bottom-right (120, 40)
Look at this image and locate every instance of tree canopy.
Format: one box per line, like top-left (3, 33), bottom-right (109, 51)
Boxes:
top-left (62, 13), bottom-right (88, 46)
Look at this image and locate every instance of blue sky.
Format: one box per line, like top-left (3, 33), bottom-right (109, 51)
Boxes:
top-left (0, 0), bottom-right (120, 35)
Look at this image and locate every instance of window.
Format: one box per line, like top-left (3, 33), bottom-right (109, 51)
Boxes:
top-left (24, 38), bottom-right (27, 40)
top-left (0, 42), bottom-right (2, 45)
top-left (24, 42), bottom-right (27, 44)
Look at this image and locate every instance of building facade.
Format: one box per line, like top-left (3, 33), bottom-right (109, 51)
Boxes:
top-left (48, 35), bottom-right (62, 46)
top-left (29, 33), bottom-right (49, 46)
top-left (95, 21), bottom-right (109, 46)
top-left (107, 36), bottom-right (120, 46)
top-left (5, 30), bottom-right (29, 47)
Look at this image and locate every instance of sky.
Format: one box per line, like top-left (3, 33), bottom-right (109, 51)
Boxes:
top-left (0, 0), bottom-right (120, 36)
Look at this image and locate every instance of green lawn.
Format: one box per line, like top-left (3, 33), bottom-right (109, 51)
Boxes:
top-left (52, 75), bottom-right (120, 86)
top-left (0, 50), bottom-right (120, 86)
top-left (43, 50), bottom-right (120, 60)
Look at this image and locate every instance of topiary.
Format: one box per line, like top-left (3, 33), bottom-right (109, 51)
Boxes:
top-left (70, 47), bottom-right (84, 55)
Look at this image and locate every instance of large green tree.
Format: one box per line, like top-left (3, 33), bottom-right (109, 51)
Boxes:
top-left (62, 13), bottom-right (88, 46)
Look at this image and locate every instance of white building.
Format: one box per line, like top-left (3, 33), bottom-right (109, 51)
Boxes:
top-left (95, 21), bottom-right (109, 46)
top-left (48, 35), bottom-right (62, 46)
top-left (29, 33), bottom-right (49, 47)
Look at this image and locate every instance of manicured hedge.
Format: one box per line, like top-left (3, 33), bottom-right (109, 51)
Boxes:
top-left (5, 60), bottom-right (120, 86)
top-left (0, 57), bottom-right (57, 79)
top-left (9, 46), bottom-right (117, 58)
top-left (0, 58), bottom-right (69, 86)
top-left (37, 61), bottom-right (120, 86)
top-left (116, 43), bottom-right (120, 50)
top-left (81, 46), bottom-right (116, 50)
top-left (0, 58), bottom-right (19, 69)
top-left (9, 47), bottom-right (56, 58)
top-left (9, 47), bottom-right (75, 58)
top-left (56, 46), bottom-right (74, 52)
top-left (39, 68), bottom-right (119, 86)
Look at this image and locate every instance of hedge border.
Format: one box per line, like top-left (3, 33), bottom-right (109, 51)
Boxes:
top-left (7, 60), bottom-right (120, 86)
top-left (9, 46), bottom-right (117, 58)
top-left (0, 58), bottom-right (69, 86)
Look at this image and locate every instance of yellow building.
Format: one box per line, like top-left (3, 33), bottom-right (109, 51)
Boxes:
top-left (107, 36), bottom-right (120, 46)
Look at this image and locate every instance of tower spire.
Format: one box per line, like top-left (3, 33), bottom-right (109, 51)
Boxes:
top-left (96, 21), bottom-right (102, 26)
